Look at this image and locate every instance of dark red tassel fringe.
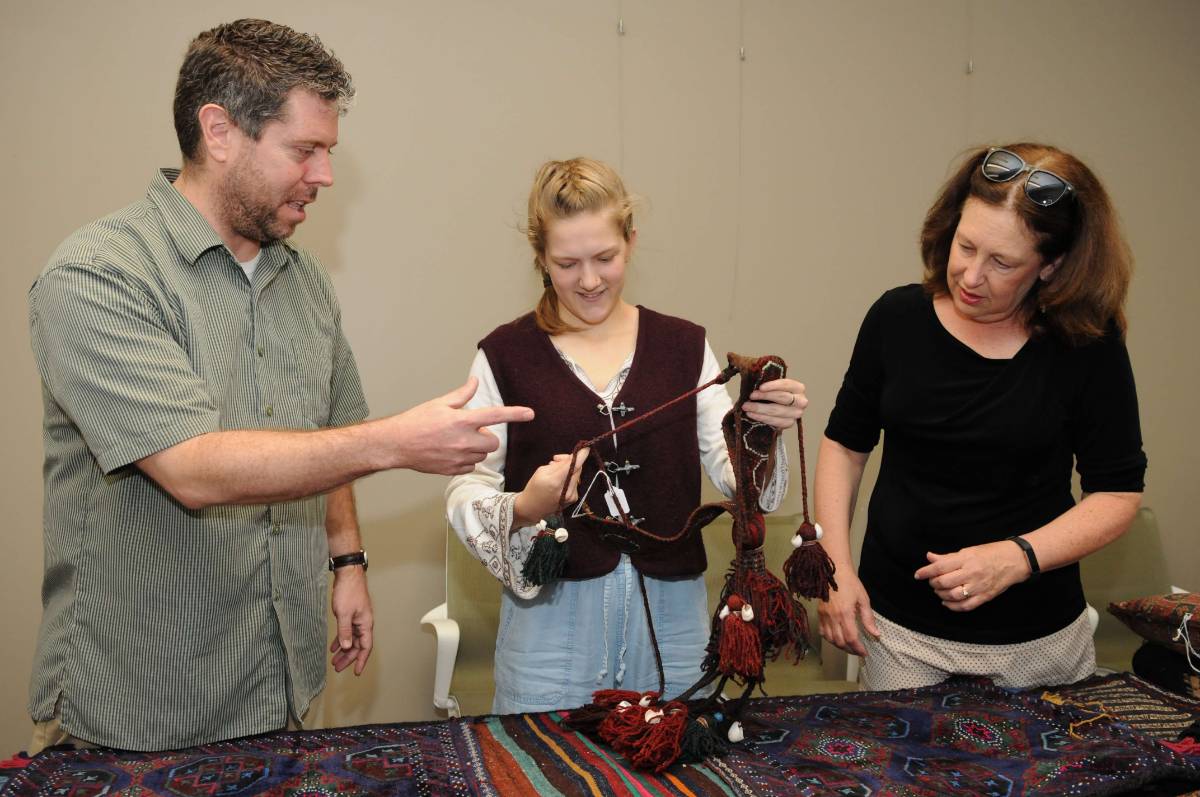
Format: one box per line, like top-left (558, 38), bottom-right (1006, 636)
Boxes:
top-left (783, 528), bottom-right (837, 602)
top-left (562, 689), bottom-right (647, 736)
top-left (629, 703), bottom-right (688, 773)
top-left (718, 595), bottom-right (762, 678)
top-left (743, 569), bottom-right (809, 662)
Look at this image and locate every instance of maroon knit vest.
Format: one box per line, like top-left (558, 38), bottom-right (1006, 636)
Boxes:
top-left (479, 307), bottom-right (707, 579)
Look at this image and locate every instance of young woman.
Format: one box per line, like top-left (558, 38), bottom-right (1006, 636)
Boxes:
top-left (446, 157), bottom-right (806, 713)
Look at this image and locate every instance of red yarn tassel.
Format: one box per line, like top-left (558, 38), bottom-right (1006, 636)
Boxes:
top-left (718, 595), bottom-right (763, 678)
top-left (591, 689), bottom-right (645, 708)
top-left (599, 693), bottom-right (660, 753)
top-left (561, 689), bottom-right (646, 735)
top-left (629, 703), bottom-right (688, 772)
top-left (783, 522), bottom-right (837, 602)
top-left (744, 569), bottom-right (808, 662)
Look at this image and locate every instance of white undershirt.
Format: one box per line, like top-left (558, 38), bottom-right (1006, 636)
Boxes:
top-left (238, 251), bottom-right (262, 280)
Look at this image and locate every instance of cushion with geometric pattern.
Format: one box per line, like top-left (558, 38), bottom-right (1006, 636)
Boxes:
top-left (1109, 591), bottom-right (1200, 656)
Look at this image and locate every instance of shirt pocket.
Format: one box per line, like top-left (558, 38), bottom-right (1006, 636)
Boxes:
top-left (289, 335), bottom-right (333, 428)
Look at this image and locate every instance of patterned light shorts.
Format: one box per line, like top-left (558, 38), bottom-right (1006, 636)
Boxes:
top-left (860, 609), bottom-right (1096, 691)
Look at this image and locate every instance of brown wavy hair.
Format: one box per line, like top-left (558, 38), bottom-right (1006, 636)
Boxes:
top-left (920, 143), bottom-right (1132, 344)
top-left (174, 19), bottom-right (355, 164)
top-left (526, 158), bottom-right (635, 335)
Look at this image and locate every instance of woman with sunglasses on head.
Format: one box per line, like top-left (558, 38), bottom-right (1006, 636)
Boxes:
top-left (445, 157), bottom-right (807, 714)
top-left (816, 143), bottom-right (1145, 690)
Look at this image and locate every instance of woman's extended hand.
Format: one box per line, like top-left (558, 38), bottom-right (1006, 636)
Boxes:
top-left (512, 448), bottom-right (589, 528)
top-left (744, 378), bottom-right (808, 429)
top-left (914, 540), bottom-right (1031, 611)
top-left (818, 567), bottom-right (880, 657)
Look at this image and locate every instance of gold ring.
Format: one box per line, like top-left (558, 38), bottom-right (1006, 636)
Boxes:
top-left (787, 393), bottom-right (796, 406)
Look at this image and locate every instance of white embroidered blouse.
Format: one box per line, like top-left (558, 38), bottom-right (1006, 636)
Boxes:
top-left (444, 339), bottom-right (788, 599)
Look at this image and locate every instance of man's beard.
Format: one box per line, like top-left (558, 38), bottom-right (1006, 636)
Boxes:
top-left (219, 155), bottom-right (303, 246)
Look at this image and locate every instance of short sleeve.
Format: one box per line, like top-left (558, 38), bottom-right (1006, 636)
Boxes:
top-left (29, 263), bottom-right (221, 473)
top-left (1071, 333), bottom-right (1147, 493)
top-left (824, 293), bottom-right (887, 453)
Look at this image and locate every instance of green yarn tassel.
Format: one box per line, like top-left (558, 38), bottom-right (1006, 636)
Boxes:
top-left (522, 529), bottom-right (568, 586)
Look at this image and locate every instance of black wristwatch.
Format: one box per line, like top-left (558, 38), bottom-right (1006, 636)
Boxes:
top-left (1006, 536), bottom-right (1039, 578)
top-left (329, 549), bottom-right (368, 572)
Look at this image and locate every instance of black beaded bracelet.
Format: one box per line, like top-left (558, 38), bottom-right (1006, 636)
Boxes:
top-left (1006, 536), bottom-right (1039, 578)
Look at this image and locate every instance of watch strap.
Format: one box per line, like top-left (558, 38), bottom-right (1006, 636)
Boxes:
top-left (329, 549), bottom-right (368, 572)
top-left (1006, 536), bottom-right (1039, 578)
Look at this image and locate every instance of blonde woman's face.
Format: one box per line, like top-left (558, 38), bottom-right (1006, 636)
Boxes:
top-left (543, 209), bottom-right (635, 329)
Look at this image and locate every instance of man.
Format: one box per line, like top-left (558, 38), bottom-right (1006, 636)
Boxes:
top-left (27, 19), bottom-right (532, 753)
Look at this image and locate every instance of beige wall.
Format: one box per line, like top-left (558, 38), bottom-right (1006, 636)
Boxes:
top-left (0, 0), bottom-right (1196, 754)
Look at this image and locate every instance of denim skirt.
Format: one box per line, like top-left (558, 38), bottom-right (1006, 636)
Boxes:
top-left (491, 554), bottom-right (711, 714)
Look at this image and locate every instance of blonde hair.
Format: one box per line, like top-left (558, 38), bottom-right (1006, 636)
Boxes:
top-left (526, 158), bottom-right (635, 334)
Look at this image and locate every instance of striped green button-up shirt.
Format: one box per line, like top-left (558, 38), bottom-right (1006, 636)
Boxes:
top-left (28, 169), bottom-right (369, 750)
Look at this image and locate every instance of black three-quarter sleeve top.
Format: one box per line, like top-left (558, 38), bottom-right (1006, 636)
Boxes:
top-left (825, 284), bottom-right (1147, 644)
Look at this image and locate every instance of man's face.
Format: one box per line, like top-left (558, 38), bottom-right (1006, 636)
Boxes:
top-left (219, 89), bottom-right (338, 248)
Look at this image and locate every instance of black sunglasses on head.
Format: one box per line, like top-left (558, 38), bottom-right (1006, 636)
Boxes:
top-left (981, 148), bottom-right (1075, 207)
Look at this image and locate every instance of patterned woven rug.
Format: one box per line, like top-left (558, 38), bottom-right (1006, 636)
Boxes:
top-left (5, 674), bottom-right (1199, 796)
top-left (725, 675), bottom-right (1200, 796)
top-left (1036, 671), bottom-right (1200, 740)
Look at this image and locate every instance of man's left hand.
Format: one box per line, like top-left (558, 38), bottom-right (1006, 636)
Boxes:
top-left (330, 566), bottom-right (373, 674)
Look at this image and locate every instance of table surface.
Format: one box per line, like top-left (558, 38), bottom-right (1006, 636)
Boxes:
top-left (3, 673), bottom-right (1198, 797)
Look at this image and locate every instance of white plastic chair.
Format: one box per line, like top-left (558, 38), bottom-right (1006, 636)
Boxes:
top-left (421, 525), bottom-right (502, 717)
top-left (419, 601), bottom-right (462, 717)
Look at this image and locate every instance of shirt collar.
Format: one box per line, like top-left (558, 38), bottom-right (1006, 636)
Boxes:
top-left (147, 168), bottom-right (295, 267)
